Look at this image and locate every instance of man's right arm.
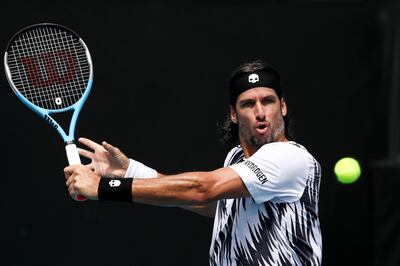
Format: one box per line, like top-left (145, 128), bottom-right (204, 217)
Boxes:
top-left (134, 171), bottom-right (217, 217)
top-left (77, 137), bottom-right (216, 218)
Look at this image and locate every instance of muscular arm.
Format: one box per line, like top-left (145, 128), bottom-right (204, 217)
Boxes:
top-left (154, 172), bottom-right (217, 217)
top-left (76, 137), bottom-right (218, 217)
top-left (65, 165), bottom-right (250, 213)
top-left (131, 168), bottom-right (249, 206)
top-left (132, 168), bottom-right (250, 205)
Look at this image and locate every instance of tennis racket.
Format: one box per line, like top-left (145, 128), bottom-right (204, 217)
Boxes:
top-left (4, 23), bottom-right (93, 201)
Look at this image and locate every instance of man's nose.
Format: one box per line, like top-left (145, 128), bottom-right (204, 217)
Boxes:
top-left (255, 102), bottom-right (265, 121)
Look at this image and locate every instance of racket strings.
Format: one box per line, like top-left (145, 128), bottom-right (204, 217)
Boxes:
top-left (30, 28), bottom-right (87, 108)
top-left (7, 26), bottom-right (91, 110)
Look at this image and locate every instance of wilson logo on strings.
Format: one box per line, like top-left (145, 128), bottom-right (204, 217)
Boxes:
top-left (19, 51), bottom-right (76, 89)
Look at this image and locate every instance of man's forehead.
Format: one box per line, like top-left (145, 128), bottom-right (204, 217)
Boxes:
top-left (237, 87), bottom-right (278, 100)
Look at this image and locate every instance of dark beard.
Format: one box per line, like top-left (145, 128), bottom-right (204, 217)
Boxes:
top-left (249, 134), bottom-right (272, 147)
top-left (239, 115), bottom-right (285, 148)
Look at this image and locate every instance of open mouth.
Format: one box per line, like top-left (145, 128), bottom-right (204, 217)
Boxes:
top-left (256, 124), bottom-right (269, 134)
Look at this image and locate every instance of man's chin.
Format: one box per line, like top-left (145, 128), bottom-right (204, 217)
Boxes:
top-left (250, 135), bottom-right (273, 147)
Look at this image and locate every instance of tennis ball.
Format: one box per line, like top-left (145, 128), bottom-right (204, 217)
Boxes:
top-left (334, 157), bottom-right (361, 184)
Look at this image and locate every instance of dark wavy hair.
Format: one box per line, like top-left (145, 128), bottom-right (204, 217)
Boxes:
top-left (217, 60), bottom-right (294, 148)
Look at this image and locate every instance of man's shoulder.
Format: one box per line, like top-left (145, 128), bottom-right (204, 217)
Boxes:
top-left (260, 141), bottom-right (309, 153)
top-left (224, 145), bottom-right (244, 167)
top-left (255, 141), bottom-right (316, 163)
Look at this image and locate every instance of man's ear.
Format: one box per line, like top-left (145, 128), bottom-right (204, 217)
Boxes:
top-left (230, 105), bottom-right (238, 124)
top-left (280, 98), bottom-right (287, 117)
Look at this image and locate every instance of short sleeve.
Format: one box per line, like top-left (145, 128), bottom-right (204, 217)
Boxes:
top-left (229, 142), bottom-right (310, 203)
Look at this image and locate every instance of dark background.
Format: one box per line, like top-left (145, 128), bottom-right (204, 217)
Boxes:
top-left (1, 0), bottom-right (399, 265)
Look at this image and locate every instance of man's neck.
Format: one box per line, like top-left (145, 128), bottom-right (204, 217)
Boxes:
top-left (240, 136), bottom-right (288, 158)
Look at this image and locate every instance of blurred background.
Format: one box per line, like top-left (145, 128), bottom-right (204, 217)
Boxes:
top-left (1, 0), bottom-right (399, 265)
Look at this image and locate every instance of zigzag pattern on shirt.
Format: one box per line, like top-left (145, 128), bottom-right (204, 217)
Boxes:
top-left (209, 144), bottom-right (322, 266)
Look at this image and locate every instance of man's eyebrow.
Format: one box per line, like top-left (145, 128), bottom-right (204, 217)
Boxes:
top-left (262, 95), bottom-right (277, 100)
top-left (238, 98), bottom-right (255, 104)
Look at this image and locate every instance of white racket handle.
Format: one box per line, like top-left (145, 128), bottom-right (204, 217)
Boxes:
top-left (66, 143), bottom-right (81, 165)
top-left (65, 143), bottom-right (86, 201)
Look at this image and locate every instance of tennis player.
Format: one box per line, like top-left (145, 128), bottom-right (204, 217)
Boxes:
top-left (65, 60), bottom-right (322, 265)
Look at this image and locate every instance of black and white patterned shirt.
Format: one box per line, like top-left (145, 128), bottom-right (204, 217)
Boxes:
top-left (209, 142), bottom-right (322, 266)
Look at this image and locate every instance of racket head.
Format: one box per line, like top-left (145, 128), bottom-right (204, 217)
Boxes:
top-left (4, 23), bottom-right (93, 114)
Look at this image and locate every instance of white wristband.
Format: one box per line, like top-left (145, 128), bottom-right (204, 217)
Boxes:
top-left (124, 159), bottom-right (158, 179)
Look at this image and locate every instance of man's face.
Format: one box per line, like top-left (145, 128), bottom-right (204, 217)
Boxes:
top-left (230, 87), bottom-right (287, 150)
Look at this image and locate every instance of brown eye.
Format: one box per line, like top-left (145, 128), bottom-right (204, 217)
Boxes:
top-left (262, 97), bottom-right (275, 105)
top-left (240, 100), bottom-right (254, 108)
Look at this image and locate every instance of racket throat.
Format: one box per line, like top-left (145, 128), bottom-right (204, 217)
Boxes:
top-left (47, 110), bottom-right (78, 141)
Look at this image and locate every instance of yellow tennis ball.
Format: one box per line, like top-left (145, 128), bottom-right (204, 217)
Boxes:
top-left (334, 157), bottom-right (361, 184)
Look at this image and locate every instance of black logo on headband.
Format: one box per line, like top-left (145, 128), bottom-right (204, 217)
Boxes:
top-left (229, 69), bottom-right (282, 105)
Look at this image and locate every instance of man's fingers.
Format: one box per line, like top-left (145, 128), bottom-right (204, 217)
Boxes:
top-left (78, 148), bottom-right (94, 160)
top-left (66, 173), bottom-right (82, 199)
top-left (66, 175), bottom-right (74, 187)
top-left (64, 165), bottom-right (90, 200)
top-left (102, 141), bottom-right (120, 155)
top-left (84, 163), bottom-right (95, 171)
top-left (64, 165), bottom-right (76, 178)
top-left (68, 184), bottom-right (76, 199)
top-left (78, 137), bottom-right (102, 150)
top-left (64, 165), bottom-right (82, 180)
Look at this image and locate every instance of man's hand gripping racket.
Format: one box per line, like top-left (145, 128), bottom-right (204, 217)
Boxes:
top-left (77, 137), bottom-right (130, 178)
top-left (4, 23), bottom-right (93, 201)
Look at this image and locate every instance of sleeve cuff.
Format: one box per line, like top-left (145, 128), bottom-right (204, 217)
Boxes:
top-left (229, 163), bottom-right (264, 203)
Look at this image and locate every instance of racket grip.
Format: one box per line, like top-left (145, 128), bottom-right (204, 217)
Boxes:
top-left (65, 143), bottom-right (87, 201)
top-left (66, 143), bottom-right (81, 165)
